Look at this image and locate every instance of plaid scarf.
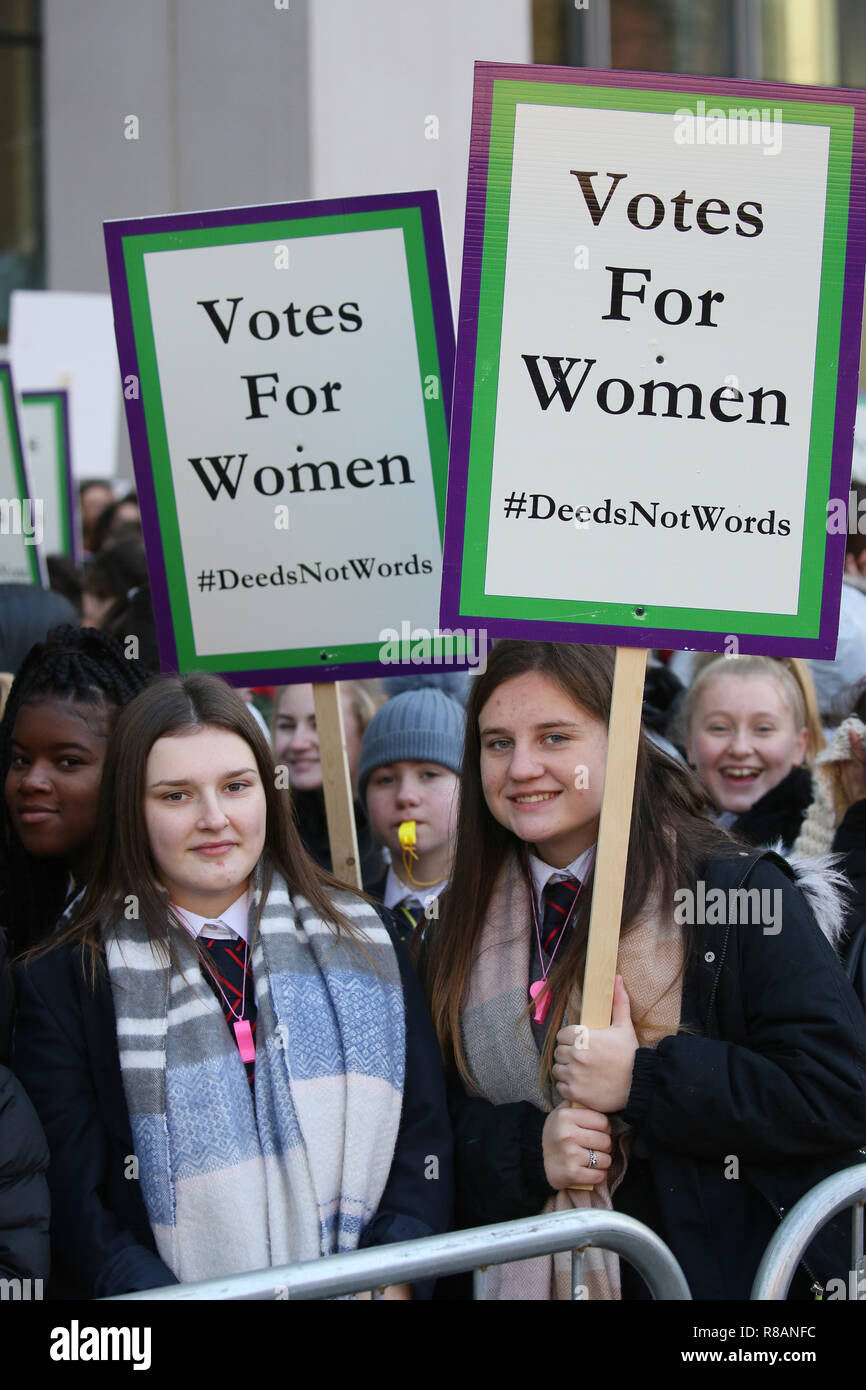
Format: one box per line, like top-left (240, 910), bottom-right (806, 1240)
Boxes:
top-left (106, 862), bottom-right (405, 1284)
top-left (460, 850), bottom-right (683, 1300)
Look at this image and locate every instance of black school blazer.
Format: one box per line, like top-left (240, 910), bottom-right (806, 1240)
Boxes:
top-left (13, 912), bottom-right (453, 1299)
top-left (446, 851), bottom-right (866, 1300)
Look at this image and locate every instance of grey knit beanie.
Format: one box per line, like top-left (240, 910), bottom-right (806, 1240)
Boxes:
top-left (358, 688), bottom-right (465, 804)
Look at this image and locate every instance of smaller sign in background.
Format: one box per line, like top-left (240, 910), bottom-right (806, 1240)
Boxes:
top-left (9, 290), bottom-right (121, 486)
top-left (0, 362), bottom-right (41, 586)
top-left (19, 390), bottom-right (77, 562)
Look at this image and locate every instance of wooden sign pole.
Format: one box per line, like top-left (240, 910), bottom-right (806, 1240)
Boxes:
top-left (312, 682), bottom-right (363, 892)
top-left (571, 647), bottom-right (647, 1189)
top-left (580, 645), bottom-right (648, 1026)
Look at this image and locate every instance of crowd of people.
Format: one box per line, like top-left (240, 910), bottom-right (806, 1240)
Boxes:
top-left (1, 482), bottom-right (866, 1302)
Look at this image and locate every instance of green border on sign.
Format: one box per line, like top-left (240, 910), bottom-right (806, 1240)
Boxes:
top-left (459, 79), bottom-right (854, 639)
top-left (22, 393), bottom-right (73, 557)
top-left (0, 370), bottom-right (40, 584)
top-left (122, 207), bottom-right (449, 672)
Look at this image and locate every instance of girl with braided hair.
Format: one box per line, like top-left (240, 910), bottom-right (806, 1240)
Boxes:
top-left (1, 624), bottom-right (149, 955)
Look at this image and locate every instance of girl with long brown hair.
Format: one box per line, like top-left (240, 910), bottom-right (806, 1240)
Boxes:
top-left (422, 641), bottom-right (866, 1300)
top-left (13, 672), bottom-right (451, 1299)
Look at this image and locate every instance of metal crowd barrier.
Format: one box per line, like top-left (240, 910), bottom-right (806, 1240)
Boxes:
top-left (751, 1163), bottom-right (866, 1301)
top-left (109, 1208), bottom-right (692, 1301)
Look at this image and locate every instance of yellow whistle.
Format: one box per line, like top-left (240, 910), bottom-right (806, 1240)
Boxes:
top-left (398, 820), bottom-right (417, 848)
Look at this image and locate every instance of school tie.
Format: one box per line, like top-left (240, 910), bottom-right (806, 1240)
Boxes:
top-left (540, 877), bottom-right (580, 957)
top-left (395, 897), bottom-right (425, 943)
top-left (202, 932), bottom-right (257, 1085)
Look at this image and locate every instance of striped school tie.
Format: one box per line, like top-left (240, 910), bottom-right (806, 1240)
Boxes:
top-left (395, 897), bottom-right (425, 943)
top-left (202, 932), bottom-right (257, 1086)
top-left (540, 877), bottom-right (580, 957)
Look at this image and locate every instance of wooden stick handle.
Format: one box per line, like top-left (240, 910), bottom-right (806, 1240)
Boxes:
top-left (312, 682), bottom-right (362, 891)
top-left (580, 645), bottom-right (648, 1027)
top-left (571, 645), bottom-right (648, 1190)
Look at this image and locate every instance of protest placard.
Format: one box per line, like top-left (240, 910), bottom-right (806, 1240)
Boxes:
top-left (441, 61), bottom-right (866, 1077)
top-left (441, 63), bottom-right (866, 660)
top-left (104, 191), bottom-right (455, 685)
top-left (0, 363), bottom-right (41, 585)
top-left (19, 390), bottom-right (76, 561)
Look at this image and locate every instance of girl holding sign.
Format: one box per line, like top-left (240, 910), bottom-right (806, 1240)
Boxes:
top-left (422, 641), bottom-right (866, 1300)
top-left (14, 672), bottom-right (451, 1298)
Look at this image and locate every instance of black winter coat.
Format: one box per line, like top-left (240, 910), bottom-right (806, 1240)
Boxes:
top-left (831, 798), bottom-right (866, 1008)
top-left (0, 934), bottom-right (50, 1286)
top-left (292, 788), bottom-right (385, 890)
top-left (0, 1065), bottom-right (52, 1286)
top-left (446, 851), bottom-right (866, 1300)
top-left (13, 913), bottom-right (453, 1299)
top-left (729, 765), bottom-right (813, 853)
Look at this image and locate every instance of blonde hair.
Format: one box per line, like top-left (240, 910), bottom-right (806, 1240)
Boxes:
top-left (270, 678), bottom-right (384, 743)
top-left (0, 673), bottom-right (13, 720)
top-left (683, 654), bottom-right (824, 766)
top-left (340, 679), bottom-right (385, 735)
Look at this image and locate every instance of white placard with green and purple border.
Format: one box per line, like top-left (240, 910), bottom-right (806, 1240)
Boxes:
top-left (0, 362), bottom-right (41, 585)
top-left (19, 390), bottom-right (78, 562)
top-left (104, 191), bottom-right (456, 683)
top-left (440, 63), bottom-right (866, 657)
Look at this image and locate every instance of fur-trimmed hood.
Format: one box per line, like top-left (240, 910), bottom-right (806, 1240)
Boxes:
top-left (769, 842), bottom-right (849, 950)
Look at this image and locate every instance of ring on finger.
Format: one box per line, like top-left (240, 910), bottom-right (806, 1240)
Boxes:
top-left (587, 1148), bottom-right (598, 1169)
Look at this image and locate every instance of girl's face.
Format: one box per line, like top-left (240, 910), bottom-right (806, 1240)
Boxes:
top-left (273, 684), bottom-right (362, 791)
top-left (143, 726), bottom-right (267, 917)
top-left (365, 761), bottom-right (459, 867)
top-left (686, 673), bottom-right (808, 814)
top-left (5, 697), bottom-right (111, 870)
top-left (479, 672), bottom-right (608, 868)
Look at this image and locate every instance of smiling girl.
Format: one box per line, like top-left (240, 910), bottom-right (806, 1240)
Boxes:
top-left (271, 680), bottom-right (384, 887)
top-left (1, 625), bottom-right (148, 955)
top-left (422, 641), bottom-right (866, 1301)
top-left (683, 656), bottom-right (820, 852)
top-left (13, 672), bottom-right (451, 1298)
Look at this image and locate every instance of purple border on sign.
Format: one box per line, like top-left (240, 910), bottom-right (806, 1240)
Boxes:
top-left (104, 190), bottom-right (455, 685)
top-left (440, 62), bottom-right (866, 659)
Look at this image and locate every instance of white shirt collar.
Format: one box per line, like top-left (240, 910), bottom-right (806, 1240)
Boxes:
top-left (383, 864), bottom-right (448, 910)
top-left (171, 888), bottom-right (251, 943)
top-left (528, 846), bottom-right (596, 912)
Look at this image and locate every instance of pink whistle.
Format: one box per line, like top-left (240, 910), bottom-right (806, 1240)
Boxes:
top-left (233, 1019), bottom-right (255, 1063)
top-left (529, 980), bottom-right (550, 1024)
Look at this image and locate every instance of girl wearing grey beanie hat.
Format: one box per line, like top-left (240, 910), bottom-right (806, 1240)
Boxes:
top-left (360, 690), bottom-right (465, 939)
